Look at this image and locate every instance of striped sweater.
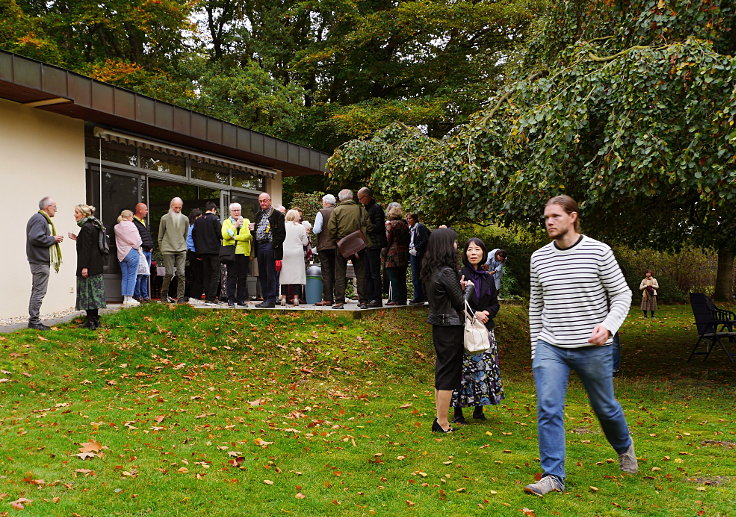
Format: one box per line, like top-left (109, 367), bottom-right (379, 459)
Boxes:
top-left (529, 235), bottom-right (631, 359)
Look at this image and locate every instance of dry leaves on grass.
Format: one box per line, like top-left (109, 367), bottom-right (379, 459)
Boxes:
top-left (75, 439), bottom-right (104, 460)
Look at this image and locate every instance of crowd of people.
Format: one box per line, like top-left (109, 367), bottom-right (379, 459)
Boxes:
top-left (24, 193), bottom-right (642, 497)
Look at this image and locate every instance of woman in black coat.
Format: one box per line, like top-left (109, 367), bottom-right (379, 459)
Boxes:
top-left (450, 238), bottom-right (504, 424)
top-left (70, 204), bottom-right (106, 329)
top-left (421, 228), bottom-right (473, 433)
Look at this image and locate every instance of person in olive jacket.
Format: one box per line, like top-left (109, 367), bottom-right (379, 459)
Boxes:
top-left (327, 189), bottom-right (369, 310)
top-left (421, 227), bottom-right (473, 433)
top-left (70, 204), bottom-right (106, 330)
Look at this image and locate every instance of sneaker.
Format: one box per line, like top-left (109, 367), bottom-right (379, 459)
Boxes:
top-left (524, 475), bottom-right (565, 497)
top-left (123, 299), bottom-right (140, 307)
top-left (618, 439), bottom-right (638, 474)
top-left (256, 301), bottom-right (276, 308)
top-left (204, 300), bottom-right (218, 307)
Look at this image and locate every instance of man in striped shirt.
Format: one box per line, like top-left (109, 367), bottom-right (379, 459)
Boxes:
top-left (524, 195), bottom-right (638, 497)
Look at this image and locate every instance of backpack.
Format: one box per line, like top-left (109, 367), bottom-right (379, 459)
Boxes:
top-left (90, 219), bottom-right (110, 255)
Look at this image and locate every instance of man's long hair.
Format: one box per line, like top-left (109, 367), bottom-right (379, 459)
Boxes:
top-left (420, 228), bottom-right (459, 284)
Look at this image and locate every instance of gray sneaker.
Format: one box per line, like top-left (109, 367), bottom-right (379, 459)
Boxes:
top-left (618, 439), bottom-right (638, 474)
top-left (524, 475), bottom-right (565, 497)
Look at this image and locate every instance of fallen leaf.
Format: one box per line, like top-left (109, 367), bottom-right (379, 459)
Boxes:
top-left (522, 508), bottom-right (536, 517)
top-left (254, 438), bottom-right (273, 447)
top-left (263, 480), bottom-right (274, 485)
top-left (295, 493), bottom-right (305, 499)
top-left (79, 440), bottom-right (103, 454)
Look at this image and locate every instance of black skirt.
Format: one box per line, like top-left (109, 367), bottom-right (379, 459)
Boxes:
top-left (432, 325), bottom-right (464, 390)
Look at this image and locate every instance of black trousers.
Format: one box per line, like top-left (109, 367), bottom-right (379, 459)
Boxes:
top-left (200, 254), bottom-right (220, 302)
top-left (334, 252), bottom-right (367, 304)
top-left (186, 251), bottom-right (204, 300)
top-left (364, 247), bottom-right (382, 302)
top-left (226, 254), bottom-right (249, 304)
top-left (318, 249), bottom-right (336, 301)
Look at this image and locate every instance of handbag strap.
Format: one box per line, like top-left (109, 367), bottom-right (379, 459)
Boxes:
top-left (464, 300), bottom-right (476, 321)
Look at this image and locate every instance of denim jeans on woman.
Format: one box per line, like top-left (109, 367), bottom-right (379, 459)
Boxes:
top-left (532, 340), bottom-right (632, 481)
top-left (120, 248), bottom-right (140, 297)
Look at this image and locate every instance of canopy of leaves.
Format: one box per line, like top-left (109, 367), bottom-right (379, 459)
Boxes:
top-left (0, 0), bottom-right (544, 153)
top-left (328, 0), bottom-right (736, 253)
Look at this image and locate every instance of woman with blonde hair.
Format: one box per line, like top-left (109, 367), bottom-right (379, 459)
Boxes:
top-left (68, 204), bottom-right (106, 329)
top-left (279, 209), bottom-right (308, 305)
top-left (114, 209), bottom-right (142, 306)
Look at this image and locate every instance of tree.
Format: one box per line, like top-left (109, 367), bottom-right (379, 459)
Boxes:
top-left (328, 0), bottom-right (736, 298)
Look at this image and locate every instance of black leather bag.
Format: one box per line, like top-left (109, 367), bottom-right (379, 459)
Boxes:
top-left (219, 244), bottom-right (235, 264)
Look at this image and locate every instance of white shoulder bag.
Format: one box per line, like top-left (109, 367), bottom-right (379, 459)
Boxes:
top-left (464, 300), bottom-right (490, 354)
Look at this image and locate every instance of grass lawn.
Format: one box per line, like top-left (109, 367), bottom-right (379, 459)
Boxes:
top-left (0, 303), bottom-right (734, 516)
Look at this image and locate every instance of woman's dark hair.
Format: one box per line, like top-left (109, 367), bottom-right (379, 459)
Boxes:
top-left (420, 228), bottom-right (459, 283)
top-left (462, 238), bottom-right (488, 269)
top-left (188, 208), bottom-right (202, 224)
top-left (644, 269), bottom-right (653, 275)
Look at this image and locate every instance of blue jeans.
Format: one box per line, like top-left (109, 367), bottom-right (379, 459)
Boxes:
top-left (134, 250), bottom-right (152, 299)
top-left (532, 340), bottom-right (632, 481)
top-left (611, 332), bottom-right (621, 372)
top-left (120, 248), bottom-right (140, 297)
top-left (410, 253), bottom-right (425, 302)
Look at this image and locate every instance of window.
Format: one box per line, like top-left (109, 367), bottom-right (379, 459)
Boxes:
top-left (231, 170), bottom-right (263, 191)
top-left (191, 160), bottom-right (230, 185)
top-left (140, 149), bottom-right (186, 176)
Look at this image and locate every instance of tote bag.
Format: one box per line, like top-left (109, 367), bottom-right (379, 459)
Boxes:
top-left (136, 249), bottom-right (150, 275)
top-left (464, 301), bottom-right (490, 354)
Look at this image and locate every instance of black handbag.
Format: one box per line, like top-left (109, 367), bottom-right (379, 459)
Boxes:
top-left (219, 244), bottom-right (235, 264)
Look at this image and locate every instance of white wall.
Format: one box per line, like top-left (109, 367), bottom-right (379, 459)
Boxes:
top-left (268, 170), bottom-right (283, 207)
top-left (0, 99), bottom-right (85, 320)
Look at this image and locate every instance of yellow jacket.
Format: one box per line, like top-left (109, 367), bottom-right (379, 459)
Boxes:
top-left (221, 217), bottom-right (252, 255)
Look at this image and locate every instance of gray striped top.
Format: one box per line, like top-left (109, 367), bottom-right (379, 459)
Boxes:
top-left (529, 235), bottom-right (631, 359)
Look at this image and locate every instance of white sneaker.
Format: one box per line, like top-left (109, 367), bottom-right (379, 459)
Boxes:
top-left (122, 299), bottom-right (140, 307)
top-left (524, 476), bottom-right (565, 497)
top-left (618, 439), bottom-right (638, 474)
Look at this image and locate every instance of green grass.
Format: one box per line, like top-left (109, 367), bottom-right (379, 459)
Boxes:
top-left (0, 303), bottom-right (734, 516)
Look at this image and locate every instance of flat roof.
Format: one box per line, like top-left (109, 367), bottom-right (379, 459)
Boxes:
top-left (0, 50), bottom-right (329, 177)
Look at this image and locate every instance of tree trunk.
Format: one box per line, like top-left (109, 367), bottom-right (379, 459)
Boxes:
top-left (713, 247), bottom-right (734, 301)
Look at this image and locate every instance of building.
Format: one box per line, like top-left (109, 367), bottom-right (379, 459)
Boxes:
top-left (0, 50), bottom-right (329, 319)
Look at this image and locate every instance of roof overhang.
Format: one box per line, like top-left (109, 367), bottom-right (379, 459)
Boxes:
top-left (0, 50), bottom-right (329, 177)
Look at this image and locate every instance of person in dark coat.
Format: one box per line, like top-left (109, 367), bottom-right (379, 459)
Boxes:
top-left (407, 213), bottom-right (431, 305)
top-left (451, 238), bottom-right (504, 424)
top-left (132, 203), bottom-right (154, 303)
top-left (70, 204), bottom-right (106, 330)
top-left (192, 201), bottom-right (222, 305)
top-left (253, 192), bottom-right (286, 308)
top-left (358, 187), bottom-right (387, 307)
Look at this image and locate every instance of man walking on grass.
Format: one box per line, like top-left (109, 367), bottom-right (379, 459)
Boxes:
top-left (524, 195), bottom-right (637, 497)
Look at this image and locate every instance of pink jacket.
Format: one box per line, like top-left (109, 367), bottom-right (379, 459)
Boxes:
top-left (114, 220), bottom-right (142, 262)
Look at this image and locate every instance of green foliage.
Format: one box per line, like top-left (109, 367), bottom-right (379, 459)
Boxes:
top-left (328, 0), bottom-right (736, 263)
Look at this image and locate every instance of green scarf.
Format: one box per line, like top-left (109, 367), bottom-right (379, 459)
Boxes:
top-left (39, 210), bottom-right (62, 273)
top-left (77, 216), bottom-right (93, 228)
